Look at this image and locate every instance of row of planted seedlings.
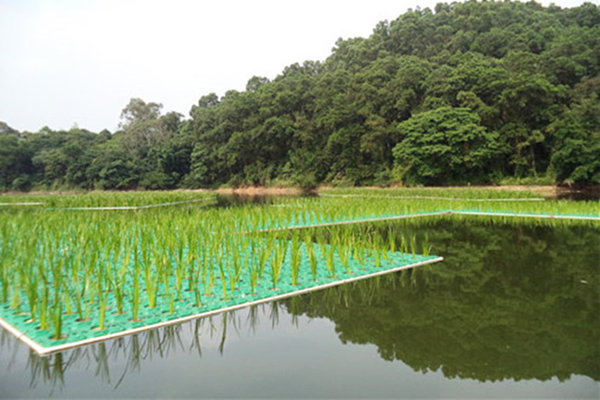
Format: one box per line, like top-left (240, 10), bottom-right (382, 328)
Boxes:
top-left (5, 186), bottom-right (596, 217)
top-left (0, 203), bottom-right (433, 346)
top-left (0, 209), bottom-right (227, 342)
top-left (231, 196), bottom-right (450, 233)
top-left (243, 195), bottom-right (600, 230)
top-left (1, 190), bottom-right (215, 208)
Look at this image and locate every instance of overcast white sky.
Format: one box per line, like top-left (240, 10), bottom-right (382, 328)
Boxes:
top-left (0, 0), bottom-right (592, 133)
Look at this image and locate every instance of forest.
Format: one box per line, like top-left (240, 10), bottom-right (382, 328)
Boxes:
top-left (1, 1), bottom-right (598, 191)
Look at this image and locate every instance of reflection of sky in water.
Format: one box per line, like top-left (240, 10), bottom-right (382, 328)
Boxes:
top-left (1, 307), bottom-right (598, 399)
top-left (1, 220), bottom-right (598, 398)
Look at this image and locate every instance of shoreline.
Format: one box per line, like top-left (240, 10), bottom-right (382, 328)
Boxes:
top-left (1, 184), bottom-right (598, 199)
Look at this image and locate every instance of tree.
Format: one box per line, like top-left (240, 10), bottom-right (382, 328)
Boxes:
top-left (549, 78), bottom-right (600, 185)
top-left (85, 141), bottom-right (140, 190)
top-left (246, 76), bottom-right (270, 92)
top-left (119, 98), bottom-right (163, 127)
top-left (3, 2), bottom-right (600, 190)
top-left (0, 122), bottom-right (18, 136)
top-left (0, 134), bottom-right (33, 190)
top-left (118, 98), bottom-right (172, 159)
top-left (393, 107), bottom-right (503, 185)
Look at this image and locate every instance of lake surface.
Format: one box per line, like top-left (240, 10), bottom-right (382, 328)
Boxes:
top-left (1, 219), bottom-right (598, 398)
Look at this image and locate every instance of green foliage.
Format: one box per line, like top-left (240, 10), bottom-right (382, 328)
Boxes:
top-left (549, 77), bottom-right (600, 185)
top-left (0, 133), bottom-right (33, 190)
top-left (1, 2), bottom-right (599, 190)
top-left (499, 174), bottom-right (556, 186)
top-left (393, 107), bottom-right (503, 185)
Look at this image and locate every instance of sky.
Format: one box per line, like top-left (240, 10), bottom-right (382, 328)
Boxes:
top-left (0, 0), bottom-right (593, 133)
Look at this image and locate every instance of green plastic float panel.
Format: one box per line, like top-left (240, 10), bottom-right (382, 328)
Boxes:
top-left (0, 242), bottom-right (442, 356)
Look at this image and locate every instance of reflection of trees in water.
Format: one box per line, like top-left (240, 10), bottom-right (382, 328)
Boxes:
top-left (1, 302), bottom-right (285, 390)
top-left (283, 220), bottom-right (600, 382)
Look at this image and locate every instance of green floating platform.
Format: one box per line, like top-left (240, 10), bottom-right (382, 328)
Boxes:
top-left (0, 244), bottom-right (442, 356)
top-left (252, 209), bottom-right (600, 233)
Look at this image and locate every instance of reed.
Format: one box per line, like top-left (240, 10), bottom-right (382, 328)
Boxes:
top-left (337, 235), bottom-right (351, 274)
top-left (422, 233), bottom-right (430, 258)
top-left (130, 250), bottom-right (141, 321)
top-left (326, 240), bottom-right (337, 278)
top-left (248, 254), bottom-right (259, 296)
top-left (217, 257), bottom-right (229, 301)
top-left (304, 232), bottom-right (318, 281)
top-left (256, 243), bottom-right (267, 281)
top-left (290, 234), bottom-right (301, 286)
top-left (270, 240), bottom-right (287, 290)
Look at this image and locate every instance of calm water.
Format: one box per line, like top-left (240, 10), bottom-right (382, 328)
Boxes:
top-left (1, 219), bottom-right (598, 398)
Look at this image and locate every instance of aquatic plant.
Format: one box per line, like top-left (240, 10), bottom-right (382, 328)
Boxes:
top-left (0, 188), bottom-right (596, 347)
top-left (270, 240), bottom-right (287, 290)
top-left (289, 234), bottom-right (301, 286)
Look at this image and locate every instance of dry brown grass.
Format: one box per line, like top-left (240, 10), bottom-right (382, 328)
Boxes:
top-left (215, 186), bottom-right (304, 196)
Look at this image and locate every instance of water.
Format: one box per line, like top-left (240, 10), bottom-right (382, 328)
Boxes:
top-left (1, 220), bottom-right (598, 398)
top-left (211, 193), bottom-right (315, 207)
top-left (555, 187), bottom-right (600, 201)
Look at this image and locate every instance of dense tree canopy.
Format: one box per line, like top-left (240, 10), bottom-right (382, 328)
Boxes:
top-left (392, 107), bottom-right (504, 184)
top-left (1, 1), bottom-right (599, 191)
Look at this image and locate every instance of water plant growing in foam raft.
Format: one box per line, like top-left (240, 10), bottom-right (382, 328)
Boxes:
top-left (1, 188), bottom-right (596, 354)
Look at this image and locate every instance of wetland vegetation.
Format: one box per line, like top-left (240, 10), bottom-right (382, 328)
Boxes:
top-left (0, 188), bottom-right (597, 351)
top-left (0, 213), bottom-right (597, 398)
top-left (0, 0), bottom-right (598, 397)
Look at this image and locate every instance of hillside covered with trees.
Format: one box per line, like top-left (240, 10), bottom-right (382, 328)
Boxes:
top-left (1, 1), bottom-right (598, 191)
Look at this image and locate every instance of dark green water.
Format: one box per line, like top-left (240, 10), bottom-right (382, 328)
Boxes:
top-left (0, 220), bottom-right (598, 398)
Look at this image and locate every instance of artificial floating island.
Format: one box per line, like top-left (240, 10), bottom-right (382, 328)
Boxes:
top-left (0, 238), bottom-right (442, 355)
top-left (3, 189), bottom-right (596, 356)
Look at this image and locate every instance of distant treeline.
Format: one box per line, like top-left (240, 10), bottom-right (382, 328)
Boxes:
top-left (1, 1), bottom-right (599, 191)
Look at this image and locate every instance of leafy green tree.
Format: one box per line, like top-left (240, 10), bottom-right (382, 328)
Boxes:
top-left (0, 121), bottom-right (18, 136)
top-left (393, 107), bottom-right (503, 185)
top-left (3, 2), bottom-right (600, 190)
top-left (85, 141), bottom-right (140, 190)
top-left (0, 134), bottom-right (33, 190)
top-left (118, 98), bottom-right (173, 159)
top-left (549, 77), bottom-right (600, 184)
